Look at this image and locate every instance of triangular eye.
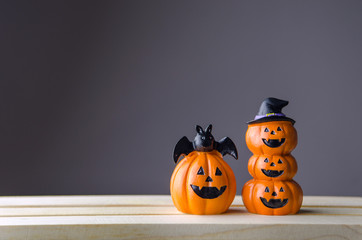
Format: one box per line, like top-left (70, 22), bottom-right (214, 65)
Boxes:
top-left (278, 159), bottom-right (283, 164)
top-left (197, 167), bottom-right (205, 175)
top-left (264, 158), bottom-right (269, 163)
top-left (215, 167), bottom-right (222, 176)
top-left (264, 128), bottom-right (269, 132)
top-left (280, 187), bottom-right (285, 192)
top-left (265, 187), bottom-right (270, 192)
top-left (277, 126), bottom-right (282, 131)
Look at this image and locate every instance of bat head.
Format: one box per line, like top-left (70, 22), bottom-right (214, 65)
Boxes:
top-left (193, 124), bottom-right (215, 152)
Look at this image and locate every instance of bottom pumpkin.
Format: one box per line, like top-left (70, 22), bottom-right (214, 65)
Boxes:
top-left (170, 150), bottom-right (236, 215)
top-left (242, 179), bottom-right (303, 215)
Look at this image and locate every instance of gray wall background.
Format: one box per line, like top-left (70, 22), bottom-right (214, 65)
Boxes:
top-left (1, 1), bottom-right (362, 196)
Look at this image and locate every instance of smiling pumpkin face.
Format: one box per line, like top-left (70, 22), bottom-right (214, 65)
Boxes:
top-left (248, 155), bottom-right (297, 181)
top-left (170, 150), bottom-right (236, 215)
top-left (190, 165), bottom-right (227, 199)
top-left (242, 179), bottom-right (303, 215)
top-left (246, 121), bottom-right (297, 155)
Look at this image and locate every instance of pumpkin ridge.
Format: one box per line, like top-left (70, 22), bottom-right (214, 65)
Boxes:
top-left (217, 155), bottom-right (234, 213)
top-left (248, 155), bottom-right (257, 179)
top-left (170, 157), bottom-right (188, 210)
top-left (173, 156), bottom-right (194, 213)
top-left (170, 155), bottom-right (189, 192)
top-left (288, 154), bottom-right (298, 176)
top-left (285, 181), bottom-right (295, 214)
top-left (185, 152), bottom-right (201, 214)
top-left (249, 180), bottom-right (257, 213)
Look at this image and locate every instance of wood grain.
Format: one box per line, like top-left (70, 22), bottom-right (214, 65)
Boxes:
top-left (0, 195), bottom-right (361, 240)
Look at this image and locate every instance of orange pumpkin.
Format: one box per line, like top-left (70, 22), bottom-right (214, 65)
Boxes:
top-left (246, 121), bottom-right (297, 155)
top-left (170, 150), bottom-right (236, 215)
top-left (248, 154), bottom-right (297, 181)
top-left (242, 179), bottom-right (303, 215)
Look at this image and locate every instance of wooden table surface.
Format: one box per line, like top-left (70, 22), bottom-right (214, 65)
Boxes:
top-left (0, 195), bottom-right (361, 240)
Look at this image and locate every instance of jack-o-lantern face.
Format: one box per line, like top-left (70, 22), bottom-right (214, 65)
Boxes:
top-left (248, 155), bottom-right (297, 181)
top-left (242, 179), bottom-right (303, 215)
top-left (260, 185), bottom-right (289, 208)
top-left (246, 121), bottom-right (297, 155)
top-left (170, 150), bottom-right (236, 215)
top-left (190, 166), bottom-right (227, 199)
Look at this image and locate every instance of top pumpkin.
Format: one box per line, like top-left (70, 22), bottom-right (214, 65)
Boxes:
top-left (246, 98), bottom-right (297, 155)
top-left (246, 121), bottom-right (297, 155)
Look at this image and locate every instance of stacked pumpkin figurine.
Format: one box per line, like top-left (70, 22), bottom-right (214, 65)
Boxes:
top-left (242, 98), bottom-right (303, 215)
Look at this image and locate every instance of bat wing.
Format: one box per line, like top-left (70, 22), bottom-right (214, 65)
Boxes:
top-left (215, 137), bottom-right (238, 160)
top-left (173, 136), bottom-right (194, 163)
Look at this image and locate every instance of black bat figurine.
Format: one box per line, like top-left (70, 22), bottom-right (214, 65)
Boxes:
top-left (173, 124), bottom-right (238, 163)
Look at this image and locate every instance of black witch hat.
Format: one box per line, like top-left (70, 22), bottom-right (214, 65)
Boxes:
top-left (247, 97), bottom-right (295, 125)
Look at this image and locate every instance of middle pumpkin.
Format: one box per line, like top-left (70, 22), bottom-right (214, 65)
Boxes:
top-left (248, 154), bottom-right (297, 181)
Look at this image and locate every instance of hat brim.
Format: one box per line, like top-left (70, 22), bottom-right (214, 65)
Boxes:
top-left (247, 116), bottom-right (296, 125)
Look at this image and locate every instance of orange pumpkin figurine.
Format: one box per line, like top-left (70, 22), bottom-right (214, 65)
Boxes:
top-left (247, 154), bottom-right (297, 181)
top-left (171, 125), bottom-right (238, 215)
top-left (245, 121), bottom-right (297, 156)
top-left (242, 179), bottom-right (302, 215)
top-left (242, 98), bottom-right (303, 215)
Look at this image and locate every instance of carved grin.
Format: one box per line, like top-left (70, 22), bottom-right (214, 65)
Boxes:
top-left (260, 197), bottom-right (288, 208)
top-left (261, 169), bottom-right (284, 177)
top-left (190, 185), bottom-right (227, 199)
top-left (262, 138), bottom-right (285, 148)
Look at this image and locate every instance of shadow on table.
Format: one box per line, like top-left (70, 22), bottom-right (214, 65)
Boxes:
top-left (225, 208), bottom-right (249, 214)
top-left (225, 208), bottom-right (321, 215)
top-left (298, 209), bottom-right (319, 215)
